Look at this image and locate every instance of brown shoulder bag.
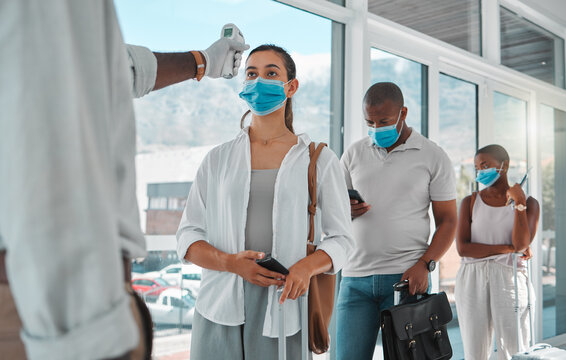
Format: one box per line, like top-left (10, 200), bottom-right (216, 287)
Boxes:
top-left (307, 142), bottom-right (336, 354)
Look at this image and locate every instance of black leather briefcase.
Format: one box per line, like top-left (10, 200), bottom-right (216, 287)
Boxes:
top-left (381, 291), bottom-right (453, 360)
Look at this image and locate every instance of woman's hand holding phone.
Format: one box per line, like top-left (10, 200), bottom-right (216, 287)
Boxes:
top-left (228, 250), bottom-right (286, 287)
top-left (506, 183), bottom-right (527, 206)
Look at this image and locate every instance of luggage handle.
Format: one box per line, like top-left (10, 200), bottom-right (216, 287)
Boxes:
top-left (392, 280), bottom-right (425, 306)
top-left (277, 288), bottom-right (309, 360)
top-left (512, 252), bottom-right (534, 351)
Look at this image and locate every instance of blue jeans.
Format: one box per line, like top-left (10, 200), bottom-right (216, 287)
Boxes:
top-left (336, 274), bottom-right (403, 360)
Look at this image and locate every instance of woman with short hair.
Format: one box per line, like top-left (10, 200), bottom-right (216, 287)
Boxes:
top-left (455, 144), bottom-right (540, 359)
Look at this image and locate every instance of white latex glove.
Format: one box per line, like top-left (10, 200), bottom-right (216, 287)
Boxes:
top-left (201, 38), bottom-right (250, 78)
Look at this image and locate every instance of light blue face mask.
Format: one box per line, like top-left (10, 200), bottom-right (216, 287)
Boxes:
top-left (476, 162), bottom-right (504, 187)
top-left (239, 77), bottom-right (290, 116)
top-left (368, 109), bottom-right (404, 148)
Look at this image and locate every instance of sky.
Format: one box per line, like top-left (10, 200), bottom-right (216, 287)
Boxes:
top-left (114, 0), bottom-right (332, 55)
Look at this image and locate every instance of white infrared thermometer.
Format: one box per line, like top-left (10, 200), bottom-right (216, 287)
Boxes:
top-left (220, 23), bottom-right (245, 79)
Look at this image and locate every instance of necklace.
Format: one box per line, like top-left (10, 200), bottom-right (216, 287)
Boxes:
top-left (256, 132), bottom-right (288, 145)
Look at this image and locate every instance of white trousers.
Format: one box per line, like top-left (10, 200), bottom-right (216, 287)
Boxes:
top-left (455, 260), bottom-right (534, 360)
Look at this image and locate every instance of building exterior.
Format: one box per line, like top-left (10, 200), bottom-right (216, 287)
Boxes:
top-left (146, 182), bottom-right (192, 235)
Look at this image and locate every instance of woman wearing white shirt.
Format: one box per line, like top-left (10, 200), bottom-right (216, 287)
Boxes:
top-left (176, 44), bottom-right (353, 359)
top-left (455, 144), bottom-right (539, 359)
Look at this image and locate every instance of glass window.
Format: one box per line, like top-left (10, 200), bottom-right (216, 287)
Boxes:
top-left (370, 48), bottom-right (427, 134)
top-left (170, 297), bottom-right (185, 308)
top-left (437, 73), bottom-right (478, 359)
top-left (183, 293), bottom-right (196, 308)
top-left (540, 105), bottom-right (566, 339)
top-left (368, 47), bottom-right (428, 356)
top-left (154, 278), bottom-right (169, 287)
top-left (368, 0), bottom-right (482, 55)
top-left (493, 92), bottom-right (528, 182)
top-left (148, 197), bottom-right (167, 210)
top-left (167, 197), bottom-right (186, 210)
top-left (182, 273), bottom-right (201, 281)
top-left (116, 0), bottom-right (342, 233)
top-left (115, 0), bottom-right (335, 153)
top-left (132, 250), bottom-right (179, 274)
top-left (500, 7), bottom-right (565, 88)
top-left (115, 0), bottom-right (343, 356)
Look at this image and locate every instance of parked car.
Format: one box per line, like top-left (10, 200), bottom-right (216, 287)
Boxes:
top-left (157, 264), bottom-right (201, 284)
top-left (131, 277), bottom-right (171, 300)
top-left (157, 264), bottom-right (183, 285)
top-left (143, 264), bottom-right (202, 296)
top-left (146, 288), bottom-right (196, 326)
top-left (131, 272), bottom-right (144, 279)
top-left (178, 270), bottom-right (201, 297)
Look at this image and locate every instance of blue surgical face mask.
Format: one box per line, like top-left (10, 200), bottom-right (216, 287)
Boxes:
top-left (368, 109), bottom-right (404, 148)
top-left (475, 162), bottom-right (504, 187)
top-left (239, 77), bottom-right (290, 116)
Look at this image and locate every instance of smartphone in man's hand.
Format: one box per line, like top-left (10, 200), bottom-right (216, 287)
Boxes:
top-left (348, 189), bottom-right (365, 203)
top-left (256, 254), bottom-right (289, 275)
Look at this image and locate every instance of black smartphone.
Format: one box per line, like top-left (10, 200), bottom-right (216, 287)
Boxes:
top-left (256, 254), bottom-right (290, 275)
top-left (348, 189), bottom-right (365, 203)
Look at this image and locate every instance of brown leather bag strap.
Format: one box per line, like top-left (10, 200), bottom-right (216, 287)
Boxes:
top-left (307, 142), bottom-right (327, 244)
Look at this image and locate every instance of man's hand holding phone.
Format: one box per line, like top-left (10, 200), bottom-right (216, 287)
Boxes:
top-left (349, 189), bottom-right (371, 218)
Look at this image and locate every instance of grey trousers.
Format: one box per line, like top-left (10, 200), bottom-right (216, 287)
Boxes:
top-left (190, 281), bottom-right (307, 360)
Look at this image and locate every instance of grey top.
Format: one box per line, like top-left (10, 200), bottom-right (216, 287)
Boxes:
top-left (463, 193), bottom-right (525, 268)
top-left (245, 169), bottom-right (279, 253)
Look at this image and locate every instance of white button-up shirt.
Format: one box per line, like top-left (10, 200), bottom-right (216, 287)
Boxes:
top-left (0, 2), bottom-right (157, 359)
top-left (177, 128), bottom-right (353, 337)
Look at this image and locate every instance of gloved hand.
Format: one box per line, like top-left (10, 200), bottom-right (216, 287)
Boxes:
top-left (201, 38), bottom-right (250, 78)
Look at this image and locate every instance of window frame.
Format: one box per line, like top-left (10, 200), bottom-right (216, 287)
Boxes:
top-left (362, 0), bottom-right (566, 347)
top-left (366, 0), bottom-right (483, 56)
top-left (499, 4), bottom-right (565, 88)
top-left (117, 0), bottom-right (566, 352)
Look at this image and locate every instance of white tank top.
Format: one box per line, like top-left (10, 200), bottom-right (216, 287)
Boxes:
top-left (462, 193), bottom-right (525, 268)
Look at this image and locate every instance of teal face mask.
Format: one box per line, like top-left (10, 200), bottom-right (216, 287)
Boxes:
top-left (239, 77), bottom-right (290, 116)
top-left (368, 109), bottom-right (404, 148)
top-left (475, 162), bottom-right (504, 187)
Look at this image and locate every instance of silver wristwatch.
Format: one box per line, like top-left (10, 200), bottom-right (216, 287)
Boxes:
top-left (515, 204), bottom-right (527, 211)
